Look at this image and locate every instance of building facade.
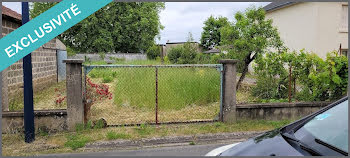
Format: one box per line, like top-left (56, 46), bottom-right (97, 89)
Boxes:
top-left (264, 2), bottom-right (348, 59)
top-left (1, 6), bottom-right (66, 111)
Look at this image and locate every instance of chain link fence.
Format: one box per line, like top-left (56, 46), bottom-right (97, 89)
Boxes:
top-left (84, 64), bottom-right (223, 125)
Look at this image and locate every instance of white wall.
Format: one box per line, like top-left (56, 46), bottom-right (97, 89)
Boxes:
top-left (266, 2), bottom-right (348, 59)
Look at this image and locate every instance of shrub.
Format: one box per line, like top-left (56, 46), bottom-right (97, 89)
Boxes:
top-left (296, 51), bottom-right (348, 101)
top-left (99, 52), bottom-right (106, 60)
top-left (195, 53), bottom-right (213, 64)
top-left (146, 44), bottom-right (161, 60)
top-left (66, 46), bottom-right (77, 57)
top-left (251, 76), bottom-right (288, 100)
top-left (167, 42), bottom-right (198, 64)
top-left (253, 50), bottom-right (348, 101)
top-left (168, 45), bottom-right (184, 64)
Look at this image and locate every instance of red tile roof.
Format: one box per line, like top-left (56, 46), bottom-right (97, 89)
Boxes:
top-left (2, 5), bottom-right (21, 20)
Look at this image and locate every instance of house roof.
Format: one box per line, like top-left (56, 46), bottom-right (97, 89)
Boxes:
top-left (263, 2), bottom-right (298, 12)
top-left (2, 6), bottom-right (22, 21)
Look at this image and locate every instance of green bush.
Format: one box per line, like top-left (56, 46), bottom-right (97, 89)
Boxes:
top-left (146, 44), bottom-right (161, 60)
top-left (296, 51), bottom-right (348, 101)
top-left (167, 45), bottom-right (184, 64)
top-left (167, 42), bottom-right (198, 64)
top-left (99, 52), bottom-right (106, 60)
top-left (66, 46), bottom-right (77, 57)
top-left (253, 50), bottom-right (348, 101)
top-left (251, 76), bottom-right (288, 100)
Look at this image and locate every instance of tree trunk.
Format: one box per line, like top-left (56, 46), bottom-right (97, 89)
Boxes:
top-left (236, 63), bottom-right (248, 90)
top-left (236, 52), bottom-right (258, 90)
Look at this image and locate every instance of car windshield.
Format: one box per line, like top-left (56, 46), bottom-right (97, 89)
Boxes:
top-left (295, 99), bottom-right (348, 153)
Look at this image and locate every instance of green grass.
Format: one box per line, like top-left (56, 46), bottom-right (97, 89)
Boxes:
top-left (87, 60), bottom-right (221, 110)
top-left (102, 76), bottom-right (113, 83)
top-left (8, 81), bottom-right (66, 111)
top-left (3, 120), bottom-right (293, 156)
top-left (64, 134), bottom-right (91, 150)
top-left (106, 131), bottom-right (131, 140)
top-left (108, 67), bottom-right (220, 110)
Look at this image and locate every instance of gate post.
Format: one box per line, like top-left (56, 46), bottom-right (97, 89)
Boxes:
top-left (64, 59), bottom-right (84, 131)
top-left (219, 59), bottom-right (239, 123)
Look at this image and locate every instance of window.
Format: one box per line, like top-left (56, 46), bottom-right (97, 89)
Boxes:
top-left (340, 4), bottom-right (348, 32)
top-left (341, 49), bottom-right (348, 57)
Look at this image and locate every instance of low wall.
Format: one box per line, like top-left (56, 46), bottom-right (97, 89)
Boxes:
top-left (69, 53), bottom-right (147, 61)
top-left (236, 102), bottom-right (331, 120)
top-left (2, 109), bottom-right (67, 134)
top-left (1, 102), bottom-right (332, 133)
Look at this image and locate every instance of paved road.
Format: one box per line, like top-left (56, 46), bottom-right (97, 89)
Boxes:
top-left (49, 142), bottom-right (236, 156)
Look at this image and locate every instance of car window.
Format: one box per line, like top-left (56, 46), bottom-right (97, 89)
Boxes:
top-left (295, 100), bottom-right (348, 152)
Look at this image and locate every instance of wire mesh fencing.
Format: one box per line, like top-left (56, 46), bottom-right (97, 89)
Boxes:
top-left (83, 64), bottom-right (223, 125)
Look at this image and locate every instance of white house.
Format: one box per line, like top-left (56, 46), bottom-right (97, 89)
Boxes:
top-left (263, 2), bottom-right (348, 59)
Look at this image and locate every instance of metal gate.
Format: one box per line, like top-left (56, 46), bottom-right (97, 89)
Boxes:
top-left (83, 64), bottom-right (223, 126)
top-left (56, 50), bottom-right (67, 82)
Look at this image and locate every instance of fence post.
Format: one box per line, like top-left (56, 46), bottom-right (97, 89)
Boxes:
top-left (64, 59), bottom-right (84, 131)
top-left (219, 59), bottom-right (239, 123)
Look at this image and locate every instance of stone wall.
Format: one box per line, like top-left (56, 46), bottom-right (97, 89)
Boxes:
top-left (236, 102), bottom-right (331, 120)
top-left (69, 53), bottom-right (147, 62)
top-left (2, 109), bottom-right (67, 134)
top-left (1, 102), bottom-right (332, 133)
top-left (2, 15), bottom-right (59, 99)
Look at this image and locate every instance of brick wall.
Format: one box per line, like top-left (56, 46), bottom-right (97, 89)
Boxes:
top-left (2, 16), bottom-right (58, 98)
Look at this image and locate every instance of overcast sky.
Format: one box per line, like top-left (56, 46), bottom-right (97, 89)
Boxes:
top-left (2, 2), bottom-right (269, 44)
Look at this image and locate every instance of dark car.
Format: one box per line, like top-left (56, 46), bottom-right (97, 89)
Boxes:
top-left (206, 97), bottom-right (348, 156)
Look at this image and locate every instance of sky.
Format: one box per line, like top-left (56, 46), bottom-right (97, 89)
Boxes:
top-left (2, 2), bottom-right (269, 44)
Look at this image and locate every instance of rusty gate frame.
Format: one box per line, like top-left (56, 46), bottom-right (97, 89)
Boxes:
top-left (83, 64), bottom-right (224, 126)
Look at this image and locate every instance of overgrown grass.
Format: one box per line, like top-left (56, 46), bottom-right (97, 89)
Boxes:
top-left (108, 67), bottom-right (220, 110)
top-left (106, 131), bottom-right (131, 140)
top-left (8, 81), bottom-right (67, 111)
top-left (2, 120), bottom-right (292, 156)
top-left (64, 134), bottom-right (91, 150)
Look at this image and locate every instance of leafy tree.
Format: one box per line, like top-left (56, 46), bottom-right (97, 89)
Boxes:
top-left (30, 2), bottom-right (165, 53)
top-left (220, 6), bottom-right (284, 90)
top-left (200, 16), bottom-right (229, 50)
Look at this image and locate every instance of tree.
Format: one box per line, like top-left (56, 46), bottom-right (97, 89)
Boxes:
top-left (220, 6), bottom-right (285, 90)
top-left (30, 2), bottom-right (165, 53)
top-left (200, 16), bottom-right (229, 50)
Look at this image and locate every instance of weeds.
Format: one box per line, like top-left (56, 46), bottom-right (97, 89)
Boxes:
top-left (135, 124), bottom-right (155, 137)
top-left (106, 131), bottom-right (131, 140)
top-left (64, 134), bottom-right (90, 150)
top-left (102, 75), bottom-right (113, 83)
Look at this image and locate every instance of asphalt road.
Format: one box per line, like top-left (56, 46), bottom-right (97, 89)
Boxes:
top-left (50, 142), bottom-right (234, 156)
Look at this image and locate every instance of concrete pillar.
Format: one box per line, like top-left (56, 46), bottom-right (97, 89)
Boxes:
top-left (219, 59), bottom-right (239, 123)
top-left (64, 59), bottom-right (84, 131)
top-left (1, 68), bottom-right (9, 111)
